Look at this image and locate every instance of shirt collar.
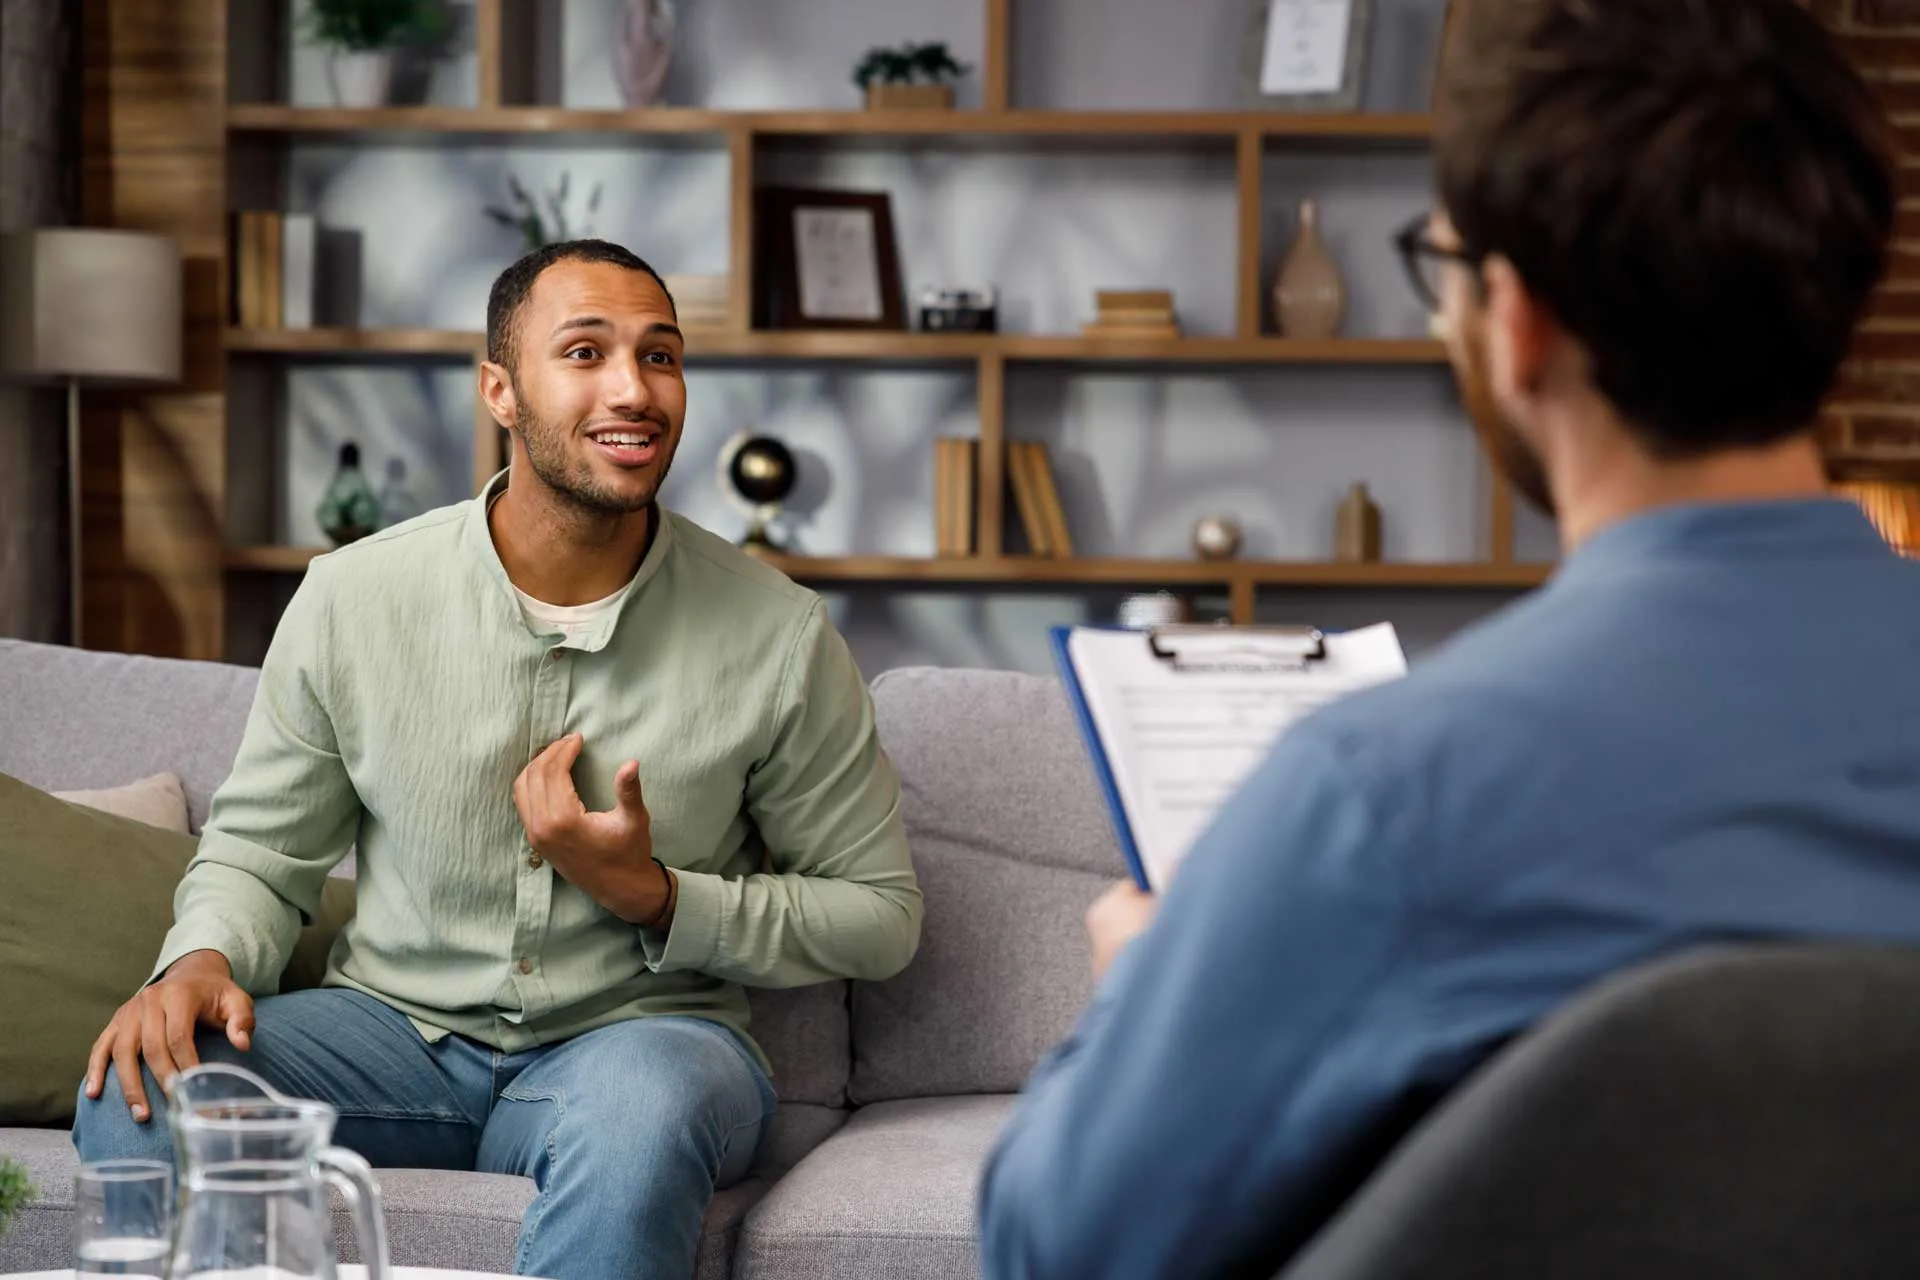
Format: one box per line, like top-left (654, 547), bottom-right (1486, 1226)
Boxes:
top-left (464, 468), bottom-right (676, 653)
top-left (1554, 497), bottom-right (1892, 585)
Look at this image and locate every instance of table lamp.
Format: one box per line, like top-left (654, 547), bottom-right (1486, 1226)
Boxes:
top-left (0, 228), bottom-right (183, 644)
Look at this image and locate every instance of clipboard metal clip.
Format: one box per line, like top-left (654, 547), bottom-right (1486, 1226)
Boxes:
top-left (1146, 624), bottom-right (1327, 674)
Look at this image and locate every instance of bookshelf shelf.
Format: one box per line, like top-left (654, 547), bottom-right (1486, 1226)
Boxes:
top-left (226, 328), bottom-right (483, 357)
top-left (225, 328), bottom-right (1448, 367)
top-left (226, 105), bottom-right (1435, 147)
top-left (225, 546), bottom-right (1551, 591)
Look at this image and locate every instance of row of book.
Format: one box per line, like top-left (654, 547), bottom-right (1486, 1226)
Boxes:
top-left (933, 439), bottom-right (1077, 558)
top-left (663, 273), bottom-right (729, 329)
top-left (1083, 288), bottom-right (1180, 340)
top-left (232, 211), bottom-right (317, 330)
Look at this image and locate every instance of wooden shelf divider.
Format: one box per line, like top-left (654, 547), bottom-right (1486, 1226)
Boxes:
top-left (1236, 129), bottom-right (1265, 340)
top-left (226, 105), bottom-right (1435, 144)
top-left (225, 327), bottom-right (1449, 365)
top-left (985, 0), bottom-right (1012, 113)
top-left (475, 0), bottom-right (504, 109)
top-left (976, 353), bottom-right (1007, 558)
top-left (226, 327), bottom-right (485, 356)
top-left (226, 544), bottom-right (1553, 591)
top-left (729, 130), bottom-right (755, 333)
top-left (1487, 459), bottom-right (1517, 565)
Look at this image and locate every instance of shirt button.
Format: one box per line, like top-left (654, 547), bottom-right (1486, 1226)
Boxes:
top-left (516, 957), bottom-right (533, 975)
top-left (526, 850), bottom-right (543, 869)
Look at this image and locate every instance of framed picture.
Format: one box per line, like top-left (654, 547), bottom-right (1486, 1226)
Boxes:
top-left (1241, 0), bottom-right (1374, 113)
top-left (755, 187), bottom-right (906, 331)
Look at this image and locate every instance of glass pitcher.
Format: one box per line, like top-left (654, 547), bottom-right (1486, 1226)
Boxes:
top-left (164, 1063), bottom-right (390, 1280)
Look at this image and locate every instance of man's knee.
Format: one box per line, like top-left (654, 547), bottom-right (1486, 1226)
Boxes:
top-left (72, 1071), bottom-right (175, 1165)
top-left (546, 1021), bottom-right (768, 1163)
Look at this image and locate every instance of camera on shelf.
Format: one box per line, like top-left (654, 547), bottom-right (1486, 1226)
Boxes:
top-left (917, 285), bottom-right (998, 334)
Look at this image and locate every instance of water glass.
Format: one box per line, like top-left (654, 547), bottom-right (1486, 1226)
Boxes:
top-left (73, 1159), bottom-right (171, 1280)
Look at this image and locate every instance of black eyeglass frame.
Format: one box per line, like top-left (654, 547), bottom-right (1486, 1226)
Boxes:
top-left (1393, 214), bottom-right (1482, 312)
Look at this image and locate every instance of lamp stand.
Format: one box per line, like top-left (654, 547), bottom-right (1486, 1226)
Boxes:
top-left (67, 376), bottom-right (81, 647)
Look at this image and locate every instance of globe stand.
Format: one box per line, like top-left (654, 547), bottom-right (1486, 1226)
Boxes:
top-left (718, 431), bottom-right (798, 558)
top-left (740, 504), bottom-right (784, 556)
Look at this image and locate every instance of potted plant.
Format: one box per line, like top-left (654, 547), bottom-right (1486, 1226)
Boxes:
top-left (853, 41), bottom-right (971, 111)
top-left (302, 0), bottom-right (449, 108)
top-left (0, 1156), bottom-right (34, 1242)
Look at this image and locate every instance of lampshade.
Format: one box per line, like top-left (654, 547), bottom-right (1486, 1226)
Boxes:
top-left (0, 228), bottom-right (182, 385)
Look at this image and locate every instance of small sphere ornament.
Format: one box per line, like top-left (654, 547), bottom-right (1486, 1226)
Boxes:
top-left (1191, 515), bottom-right (1245, 562)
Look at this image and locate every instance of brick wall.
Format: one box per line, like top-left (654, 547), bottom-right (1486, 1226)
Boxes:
top-left (1811, 0), bottom-right (1920, 472)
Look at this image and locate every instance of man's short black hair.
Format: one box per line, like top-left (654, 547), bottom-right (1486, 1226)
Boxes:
top-left (485, 239), bottom-right (677, 374)
top-left (1436, 0), bottom-right (1894, 457)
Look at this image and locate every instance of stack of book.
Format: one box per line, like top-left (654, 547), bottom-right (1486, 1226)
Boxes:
top-left (933, 438), bottom-right (978, 558)
top-left (664, 274), bottom-right (730, 330)
top-left (1007, 441), bottom-right (1075, 557)
top-left (231, 211), bottom-right (317, 330)
top-left (1083, 289), bottom-right (1179, 340)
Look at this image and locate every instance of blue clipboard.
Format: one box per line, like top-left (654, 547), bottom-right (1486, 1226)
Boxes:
top-left (1051, 623), bottom-right (1332, 891)
top-left (1050, 625), bottom-right (1153, 890)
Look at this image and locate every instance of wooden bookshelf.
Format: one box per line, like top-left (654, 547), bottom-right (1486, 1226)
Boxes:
top-left (227, 545), bottom-right (1552, 596)
top-left (226, 328), bottom-right (1448, 366)
top-left (77, 0), bottom-right (1529, 662)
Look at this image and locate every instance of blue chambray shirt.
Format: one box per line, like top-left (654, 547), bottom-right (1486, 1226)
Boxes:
top-left (981, 498), bottom-right (1920, 1277)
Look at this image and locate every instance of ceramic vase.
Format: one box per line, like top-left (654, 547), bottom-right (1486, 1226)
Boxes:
top-left (316, 442), bottom-right (381, 546)
top-left (1273, 199), bottom-right (1348, 340)
top-left (614, 0), bottom-right (678, 108)
top-left (327, 51), bottom-right (394, 108)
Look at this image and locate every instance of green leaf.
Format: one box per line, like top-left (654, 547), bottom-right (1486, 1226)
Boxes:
top-left (302, 0), bottom-right (449, 52)
top-left (0, 1157), bottom-right (36, 1241)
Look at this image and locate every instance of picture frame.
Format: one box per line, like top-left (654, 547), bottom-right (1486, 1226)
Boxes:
top-left (754, 187), bottom-right (906, 331)
top-left (1241, 0), bottom-right (1375, 113)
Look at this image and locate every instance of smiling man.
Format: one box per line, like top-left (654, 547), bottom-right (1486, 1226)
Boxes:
top-left (71, 240), bottom-right (923, 1280)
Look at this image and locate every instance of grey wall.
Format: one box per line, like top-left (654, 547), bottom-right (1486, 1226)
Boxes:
top-left (240, 0), bottom-right (1560, 676)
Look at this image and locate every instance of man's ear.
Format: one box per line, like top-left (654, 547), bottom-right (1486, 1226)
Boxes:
top-left (1480, 255), bottom-right (1558, 411)
top-left (478, 360), bottom-right (518, 432)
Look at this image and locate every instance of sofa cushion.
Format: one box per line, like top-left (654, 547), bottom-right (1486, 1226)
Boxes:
top-left (0, 640), bottom-right (259, 834)
top-left (53, 772), bottom-right (190, 832)
top-left (0, 1127), bottom-right (763, 1280)
top-left (746, 983), bottom-right (849, 1109)
top-left (734, 1095), bottom-right (1015, 1280)
top-left (0, 775), bottom-right (353, 1126)
top-left (853, 668), bottom-right (1115, 1102)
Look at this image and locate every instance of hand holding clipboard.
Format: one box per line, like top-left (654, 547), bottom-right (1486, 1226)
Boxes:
top-left (1052, 622), bottom-right (1408, 891)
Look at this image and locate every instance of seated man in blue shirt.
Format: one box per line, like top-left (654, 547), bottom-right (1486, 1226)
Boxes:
top-left (979, 0), bottom-right (1915, 1274)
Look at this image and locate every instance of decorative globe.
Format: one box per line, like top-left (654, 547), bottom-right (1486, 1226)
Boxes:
top-left (1191, 515), bottom-right (1244, 561)
top-left (728, 437), bottom-right (797, 508)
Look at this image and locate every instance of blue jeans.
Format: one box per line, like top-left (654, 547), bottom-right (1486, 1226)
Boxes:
top-left (71, 989), bottom-right (775, 1280)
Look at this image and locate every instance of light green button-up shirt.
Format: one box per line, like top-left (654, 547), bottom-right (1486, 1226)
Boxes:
top-left (154, 480), bottom-right (923, 1069)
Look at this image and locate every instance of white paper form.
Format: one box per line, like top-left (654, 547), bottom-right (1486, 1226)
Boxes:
top-left (1067, 623), bottom-right (1407, 889)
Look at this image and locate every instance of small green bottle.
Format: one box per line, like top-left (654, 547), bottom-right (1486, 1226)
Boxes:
top-left (316, 442), bottom-right (382, 546)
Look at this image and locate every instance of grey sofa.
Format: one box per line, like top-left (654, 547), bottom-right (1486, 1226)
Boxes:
top-left (0, 638), bottom-right (1117, 1280)
top-left (13, 638), bottom-right (1920, 1279)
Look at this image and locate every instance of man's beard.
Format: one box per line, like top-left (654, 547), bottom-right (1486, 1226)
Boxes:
top-left (1453, 310), bottom-right (1556, 518)
top-left (514, 390), bottom-right (676, 518)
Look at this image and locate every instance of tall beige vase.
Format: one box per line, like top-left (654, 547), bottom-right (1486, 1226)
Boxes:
top-left (1273, 199), bottom-right (1347, 340)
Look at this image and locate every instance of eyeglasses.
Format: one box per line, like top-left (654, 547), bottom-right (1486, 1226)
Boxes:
top-left (1394, 214), bottom-right (1480, 313)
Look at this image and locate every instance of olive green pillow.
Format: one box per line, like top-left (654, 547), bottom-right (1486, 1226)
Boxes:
top-left (0, 772), bottom-right (355, 1126)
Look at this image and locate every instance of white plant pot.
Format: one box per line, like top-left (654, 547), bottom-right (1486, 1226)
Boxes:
top-left (328, 51), bottom-right (395, 108)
